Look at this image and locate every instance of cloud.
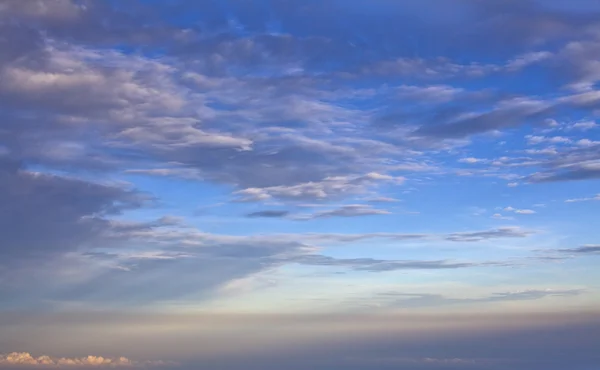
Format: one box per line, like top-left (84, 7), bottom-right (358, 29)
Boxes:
top-left (576, 139), bottom-right (600, 147)
top-left (234, 173), bottom-right (405, 202)
top-left (94, 226), bottom-right (536, 253)
top-left (0, 159), bottom-right (147, 262)
top-left (124, 167), bottom-right (204, 180)
top-left (288, 255), bottom-right (499, 272)
top-left (528, 160), bottom-right (600, 182)
top-left (246, 210), bottom-right (290, 218)
top-left (414, 97), bottom-right (553, 139)
top-left (557, 245), bottom-right (600, 254)
top-left (0, 30), bottom-right (398, 195)
top-left (395, 85), bottom-right (465, 102)
top-left (526, 135), bottom-right (572, 145)
top-left (459, 157), bottom-right (485, 164)
top-left (373, 289), bottom-right (585, 309)
top-left (503, 207), bottom-right (537, 215)
top-left (0, 0), bottom-right (596, 316)
top-left (445, 227), bottom-right (533, 242)
top-left (0, 1), bottom-right (83, 23)
top-left (570, 120), bottom-right (598, 130)
top-left (292, 205), bottom-right (391, 220)
top-left (0, 352), bottom-right (170, 367)
top-left (565, 194), bottom-right (600, 202)
top-left (0, 223), bottom-right (534, 306)
top-left (366, 197), bottom-right (401, 203)
top-left (362, 50), bottom-right (551, 80)
top-left (505, 51), bottom-right (553, 71)
top-left (492, 213), bottom-right (514, 220)
top-left (524, 136), bottom-right (600, 183)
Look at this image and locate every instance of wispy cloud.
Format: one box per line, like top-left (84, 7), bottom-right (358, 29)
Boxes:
top-left (445, 227), bottom-right (534, 242)
top-left (565, 194), bottom-right (600, 203)
top-left (503, 206), bottom-right (537, 215)
top-left (557, 245), bottom-right (600, 255)
top-left (291, 204), bottom-right (391, 220)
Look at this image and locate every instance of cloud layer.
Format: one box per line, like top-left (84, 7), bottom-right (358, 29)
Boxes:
top-left (0, 0), bottom-right (599, 329)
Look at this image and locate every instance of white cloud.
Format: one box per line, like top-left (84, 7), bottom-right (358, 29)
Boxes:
top-left (0, 352), bottom-right (170, 367)
top-left (565, 194), bottom-right (600, 203)
top-left (234, 173), bottom-right (405, 202)
top-left (525, 135), bottom-right (572, 145)
top-left (503, 206), bottom-right (536, 215)
top-left (492, 213), bottom-right (514, 220)
top-left (459, 157), bottom-right (485, 164)
top-left (505, 51), bottom-right (553, 71)
top-left (576, 139), bottom-right (600, 147)
top-left (570, 120), bottom-right (598, 131)
top-left (396, 84), bottom-right (464, 102)
top-left (515, 209), bottom-right (536, 214)
top-left (524, 148), bottom-right (558, 155)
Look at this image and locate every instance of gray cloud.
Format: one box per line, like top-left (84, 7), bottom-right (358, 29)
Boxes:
top-left (102, 226), bottom-right (532, 250)
top-left (288, 255), bottom-right (505, 272)
top-left (2, 0), bottom-right (598, 201)
top-left (557, 245), bottom-right (600, 254)
top-left (0, 31), bottom-right (408, 197)
top-left (292, 204), bottom-right (391, 220)
top-left (246, 210), bottom-right (290, 218)
top-left (0, 0), bottom-right (595, 315)
top-left (528, 162), bottom-right (600, 182)
top-left (0, 223), bottom-right (535, 306)
top-left (0, 159), bottom-right (146, 262)
top-left (414, 97), bottom-right (553, 139)
top-left (366, 197), bottom-right (401, 203)
top-left (445, 227), bottom-right (534, 242)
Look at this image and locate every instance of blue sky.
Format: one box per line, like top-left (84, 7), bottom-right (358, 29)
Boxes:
top-left (0, 0), bottom-right (600, 369)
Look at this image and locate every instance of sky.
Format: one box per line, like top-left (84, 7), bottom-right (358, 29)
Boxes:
top-left (0, 0), bottom-right (600, 369)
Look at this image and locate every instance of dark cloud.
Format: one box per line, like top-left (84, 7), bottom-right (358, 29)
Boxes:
top-left (0, 159), bottom-right (146, 262)
top-left (0, 23), bottom-right (45, 65)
